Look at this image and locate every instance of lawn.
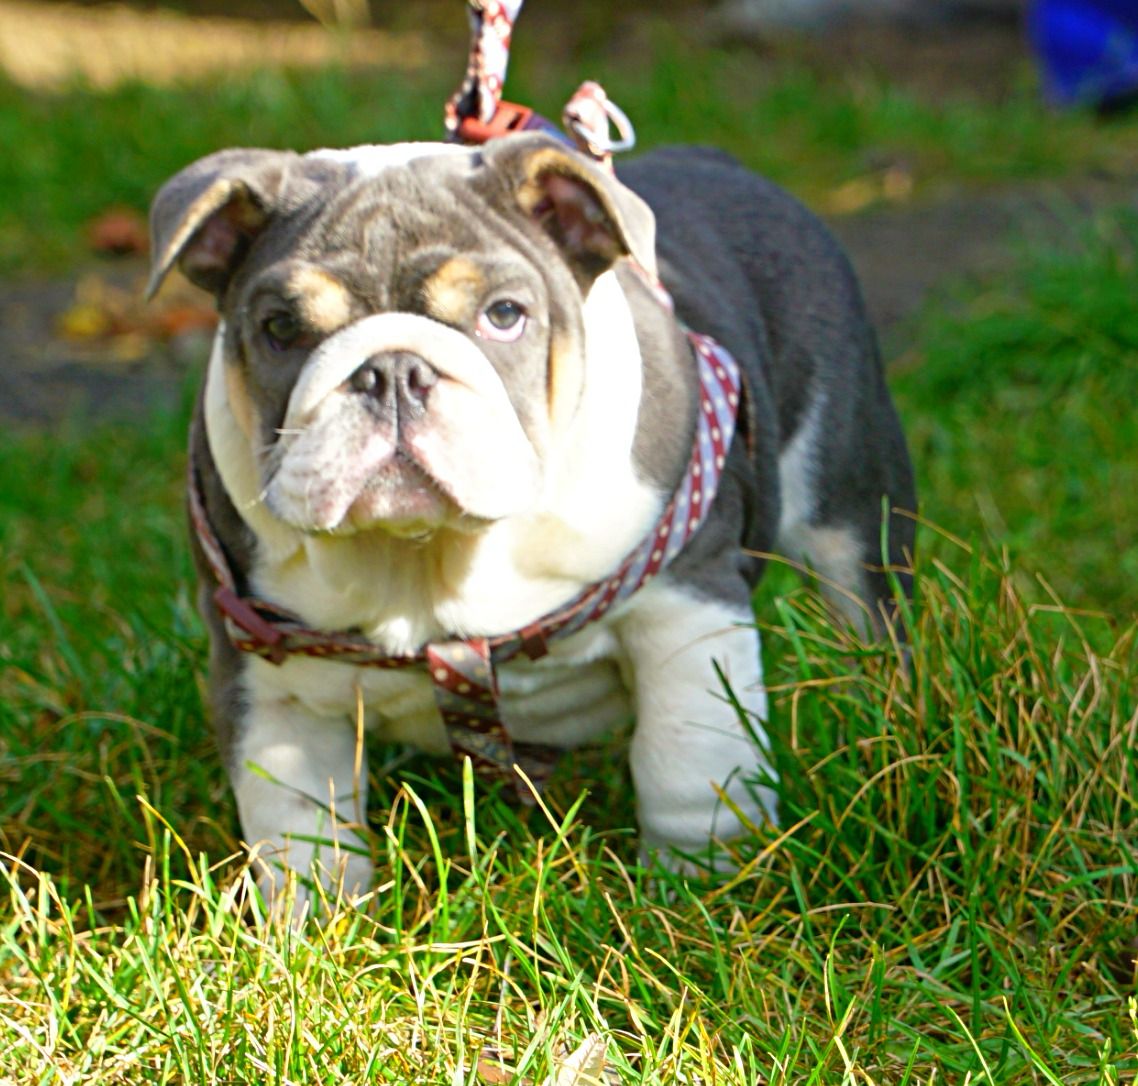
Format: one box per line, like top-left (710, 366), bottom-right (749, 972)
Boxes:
top-left (1, 13), bottom-right (1136, 1084)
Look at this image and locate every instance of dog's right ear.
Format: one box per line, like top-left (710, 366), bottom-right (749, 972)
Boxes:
top-left (147, 148), bottom-right (300, 300)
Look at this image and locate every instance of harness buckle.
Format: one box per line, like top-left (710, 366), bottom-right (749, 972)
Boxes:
top-left (214, 586), bottom-right (288, 665)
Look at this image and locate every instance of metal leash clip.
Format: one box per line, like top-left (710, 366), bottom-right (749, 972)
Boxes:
top-left (562, 81), bottom-right (637, 164)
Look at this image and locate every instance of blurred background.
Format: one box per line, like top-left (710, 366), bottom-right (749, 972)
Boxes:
top-left (1, 0), bottom-right (1135, 411)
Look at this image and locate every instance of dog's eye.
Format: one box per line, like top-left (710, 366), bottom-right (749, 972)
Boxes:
top-left (262, 312), bottom-right (307, 351)
top-left (476, 300), bottom-right (527, 343)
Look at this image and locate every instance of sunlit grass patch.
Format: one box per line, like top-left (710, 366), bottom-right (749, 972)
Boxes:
top-left (2, 521), bottom-right (1136, 1082)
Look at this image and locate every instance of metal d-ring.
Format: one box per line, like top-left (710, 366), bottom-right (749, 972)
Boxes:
top-left (564, 86), bottom-right (637, 160)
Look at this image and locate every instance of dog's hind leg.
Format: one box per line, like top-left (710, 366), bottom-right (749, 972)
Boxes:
top-left (773, 384), bottom-right (916, 636)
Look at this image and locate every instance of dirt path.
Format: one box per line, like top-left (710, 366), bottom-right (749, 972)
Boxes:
top-left (830, 175), bottom-right (1138, 334)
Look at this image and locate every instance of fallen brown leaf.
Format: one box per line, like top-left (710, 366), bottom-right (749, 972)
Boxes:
top-left (152, 304), bottom-right (218, 339)
top-left (87, 207), bottom-right (149, 256)
top-left (476, 1054), bottom-right (515, 1084)
top-left (57, 302), bottom-right (113, 341)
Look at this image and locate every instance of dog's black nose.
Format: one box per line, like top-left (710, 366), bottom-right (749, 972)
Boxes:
top-left (349, 352), bottom-right (438, 415)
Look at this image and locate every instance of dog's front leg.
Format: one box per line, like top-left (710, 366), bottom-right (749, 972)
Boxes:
top-left (617, 578), bottom-right (778, 872)
top-left (232, 679), bottom-right (374, 917)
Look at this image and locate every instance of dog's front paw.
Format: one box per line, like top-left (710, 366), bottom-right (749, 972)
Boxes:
top-left (250, 837), bottom-right (375, 924)
top-left (232, 698), bottom-right (377, 922)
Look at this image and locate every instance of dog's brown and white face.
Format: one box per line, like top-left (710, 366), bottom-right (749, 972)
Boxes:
top-left (150, 138), bottom-right (661, 542)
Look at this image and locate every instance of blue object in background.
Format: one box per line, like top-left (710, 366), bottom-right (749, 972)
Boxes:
top-left (1029, 0), bottom-right (1138, 107)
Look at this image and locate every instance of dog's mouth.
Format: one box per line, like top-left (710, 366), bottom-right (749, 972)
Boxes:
top-left (262, 425), bottom-right (468, 538)
top-left (342, 449), bottom-right (463, 538)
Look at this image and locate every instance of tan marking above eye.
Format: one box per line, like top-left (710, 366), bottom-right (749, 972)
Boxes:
top-left (285, 266), bottom-right (354, 333)
top-left (421, 257), bottom-right (486, 325)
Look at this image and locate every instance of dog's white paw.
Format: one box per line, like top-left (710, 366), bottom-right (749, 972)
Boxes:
top-left (251, 838), bottom-right (375, 924)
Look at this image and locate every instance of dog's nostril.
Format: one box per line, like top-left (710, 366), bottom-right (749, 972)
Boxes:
top-left (349, 352), bottom-right (436, 408)
top-left (405, 360), bottom-right (438, 401)
top-left (350, 363), bottom-right (385, 397)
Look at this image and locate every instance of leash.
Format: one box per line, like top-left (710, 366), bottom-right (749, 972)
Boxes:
top-left (444, 0), bottom-right (635, 169)
top-left (190, 0), bottom-right (749, 801)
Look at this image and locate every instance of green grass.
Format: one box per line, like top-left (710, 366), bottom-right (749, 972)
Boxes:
top-left (894, 207), bottom-right (1138, 621)
top-left (3, 19), bottom-right (1138, 1085)
top-left (3, 506), bottom-right (1136, 1081)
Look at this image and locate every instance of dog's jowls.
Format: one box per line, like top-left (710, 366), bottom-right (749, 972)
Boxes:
top-left (148, 135), bottom-right (916, 915)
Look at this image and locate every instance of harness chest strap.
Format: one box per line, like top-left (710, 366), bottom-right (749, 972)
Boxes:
top-left (191, 328), bottom-right (743, 800)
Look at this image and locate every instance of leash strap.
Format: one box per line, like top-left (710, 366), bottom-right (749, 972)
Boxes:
top-left (444, 1), bottom-right (635, 165)
top-left (444, 0), bottom-right (526, 135)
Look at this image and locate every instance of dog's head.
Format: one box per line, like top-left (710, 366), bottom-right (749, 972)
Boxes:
top-left (150, 135), bottom-right (657, 540)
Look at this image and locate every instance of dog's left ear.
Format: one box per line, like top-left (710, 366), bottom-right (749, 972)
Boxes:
top-left (481, 134), bottom-right (658, 287)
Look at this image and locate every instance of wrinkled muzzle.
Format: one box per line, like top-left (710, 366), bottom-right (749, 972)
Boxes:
top-left (263, 313), bottom-right (542, 535)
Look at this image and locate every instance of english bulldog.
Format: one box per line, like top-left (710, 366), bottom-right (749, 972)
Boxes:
top-left (147, 134), bottom-right (916, 913)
